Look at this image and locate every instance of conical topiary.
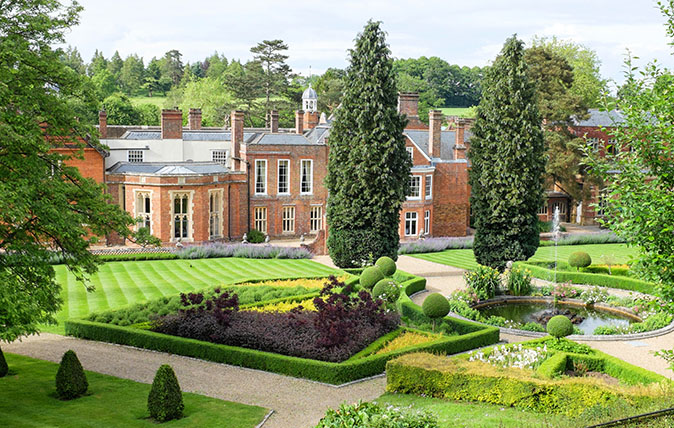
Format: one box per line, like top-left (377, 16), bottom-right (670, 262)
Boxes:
top-left (0, 346), bottom-right (8, 377)
top-left (55, 350), bottom-right (88, 399)
top-left (148, 364), bottom-right (184, 422)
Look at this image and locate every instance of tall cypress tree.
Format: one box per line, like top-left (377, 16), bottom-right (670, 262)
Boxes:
top-left (325, 21), bottom-right (410, 268)
top-left (468, 36), bottom-right (545, 271)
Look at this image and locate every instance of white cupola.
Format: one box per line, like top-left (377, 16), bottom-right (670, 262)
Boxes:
top-left (302, 84), bottom-right (318, 113)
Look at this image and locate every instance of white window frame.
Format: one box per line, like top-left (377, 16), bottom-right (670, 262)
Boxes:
top-left (169, 190), bottom-right (194, 242)
top-left (587, 138), bottom-right (599, 153)
top-left (254, 206), bottom-right (267, 234)
top-left (277, 159), bottom-right (290, 195)
top-left (406, 147), bottom-right (414, 162)
top-left (408, 175), bottom-right (421, 200)
top-left (212, 150), bottom-right (228, 165)
top-left (552, 201), bottom-right (567, 215)
top-left (282, 206), bottom-right (295, 234)
top-left (134, 190), bottom-right (153, 233)
top-left (424, 210), bottom-right (430, 236)
top-left (128, 149), bottom-right (144, 163)
top-left (300, 159), bottom-right (313, 195)
top-left (425, 175), bottom-right (432, 200)
top-left (310, 205), bottom-right (323, 232)
top-left (255, 159), bottom-right (267, 195)
top-left (538, 203), bottom-right (549, 215)
top-left (208, 189), bottom-right (223, 239)
top-left (405, 212), bottom-right (418, 236)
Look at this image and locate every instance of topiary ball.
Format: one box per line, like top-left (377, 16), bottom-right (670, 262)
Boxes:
top-left (568, 252), bottom-right (592, 271)
top-left (148, 364), bottom-right (184, 422)
top-left (372, 278), bottom-right (401, 302)
top-left (422, 293), bottom-right (450, 320)
top-left (360, 266), bottom-right (384, 290)
top-left (375, 256), bottom-right (397, 276)
top-left (55, 350), bottom-right (88, 400)
top-left (547, 315), bottom-right (574, 339)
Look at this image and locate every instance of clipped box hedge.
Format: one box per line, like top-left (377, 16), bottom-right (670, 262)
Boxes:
top-left (65, 274), bottom-right (499, 385)
top-left (386, 352), bottom-right (666, 416)
top-left (515, 262), bottom-right (655, 294)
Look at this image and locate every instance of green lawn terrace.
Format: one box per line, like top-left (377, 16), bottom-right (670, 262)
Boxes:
top-left (62, 260), bottom-right (499, 384)
top-left (48, 258), bottom-right (338, 334)
top-left (410, 243), bottom-right (637, 271)
top-left (0, 353), bottom-right (268, 428)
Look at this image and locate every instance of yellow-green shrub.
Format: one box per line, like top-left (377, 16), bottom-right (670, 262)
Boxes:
top-left (244, 298), bottom-right (317, 313)
top-left (235, 276), bottom-right (349, 289)
top-left (386, 352), bottom-right (665, 416)
top-left (376, 332), bottom-right (437, 355)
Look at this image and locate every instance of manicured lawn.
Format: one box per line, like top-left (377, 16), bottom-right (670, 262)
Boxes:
top-left (439, 106), bottom-right (476, 117)
top-left (376, 393), bottom-right (568, 428)
top-left (0, 353), bottom-right (267, 427)
top-left (410, 243), bottom-right (637, 270)
top-left (46, 258), bottom-right (340, 334)
top-left (129, 96), bottom-right (167, 108)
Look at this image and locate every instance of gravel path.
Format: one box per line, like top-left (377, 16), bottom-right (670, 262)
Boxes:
top-left (4, 333), bottom-right (384, 428)
top-left (6, 253), bottom-right (674, 428)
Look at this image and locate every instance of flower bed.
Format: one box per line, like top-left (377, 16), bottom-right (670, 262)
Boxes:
top-left (66, 272), bottom-right (499, 384)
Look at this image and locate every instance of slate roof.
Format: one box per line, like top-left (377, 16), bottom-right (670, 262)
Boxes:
top-left (123, 130), bottom-right (256, 142)
top-left (249, 133), bottom-right (317, 145)
top-left (573, 109), bottom-right (624, 127)
top-left (305, 125), bottom-right (331, 144)
top-left (302, 85), bottom-right (318, 99)
top-left (107, 162), bottom-right (228, 175)
top-left (404, 130), bottom-right (458, 160)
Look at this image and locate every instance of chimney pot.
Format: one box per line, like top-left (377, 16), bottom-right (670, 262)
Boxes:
top-left (161, 109), bottom-right (183, 139)
top-left (428, 110), bottom-right (443, 158)
top-left (231, 110), bottom-right (245, 171)
top-left (269, 110), bottom-right (279, 133)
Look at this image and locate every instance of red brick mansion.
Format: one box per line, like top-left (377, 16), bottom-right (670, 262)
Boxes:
top-left (64, 90), bottom-right (472, 246)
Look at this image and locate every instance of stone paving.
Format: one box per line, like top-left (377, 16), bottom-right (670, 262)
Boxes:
top-left (5, 253), bottom-right (674, 428)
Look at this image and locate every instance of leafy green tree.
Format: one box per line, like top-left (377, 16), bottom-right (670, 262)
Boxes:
top-left (161, 49), bottom-right (184, 87)
top-left (250, 39), bottom-right (292, 123)
top-left (143, 58), bottom-right (164, 96)
top-left (325, 21), bottom-right (411, 267)
top-left (107, 50), bottom-right (124, 82)
top-left (87, 49), bottom-right (108, 77)
top-left (60, 46), bottom-right (86, 75)
top-left (91, 68), bottom-right (118, 100)
top-left (584, 0), bottom-right (674, 305)
top-left (468, 36), bottom-right (546, 271)
top-left (525, 46), bottom-right (592, 203)
top-left (103, 93), bottom-right (140, 124)
top-left (170, 77), bottom-right (235, 126)
top-left (223, 60), bottom-right (263, 126)
top-left (314, 68), bottom-right (345, 113)
top-left (132, 226), bottom-right (162, 248)
top-left (136, 103), bottom-right (160, 126)
top-left (0, 0), bottom-right (133, 365)
top-left (204, 52), bottom-right (228, 79)
top-left (119, 54), bottom-right (144, 95)
top-left (531, 36), bottom-right (607, 108)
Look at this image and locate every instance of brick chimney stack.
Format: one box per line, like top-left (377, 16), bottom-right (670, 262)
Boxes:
top-left (269, 110), bottom-right (279, 133)
top-left (161, 109), bottom-right (183, 139)
top-left (397, 92), bottom-right (426, 129)
top-left (188, 108), bottom-right (202, 130)
top-left (98, 110), bottom-right (107, 139)
top-left (303, 111), bottom-right (319, 130)
top-left (454, 119), bottom-right (467, 160)
top-left (231, 110), bottom-right (245, 171)
top-left (295, 110), bottom-right (304, 134)
top-left (428, 110), bottom-right (443, 158)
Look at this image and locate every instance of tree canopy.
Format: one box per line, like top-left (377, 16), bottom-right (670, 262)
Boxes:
top-left (0, 0), bottom-right (133, 345)
top-left (325, 21), bottom-right (410, 267)
top-left (468, 36), bottom-right (546, 271)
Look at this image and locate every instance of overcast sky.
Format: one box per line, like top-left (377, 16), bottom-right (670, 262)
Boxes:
top-left (65, 0), bottom-right (674, 85)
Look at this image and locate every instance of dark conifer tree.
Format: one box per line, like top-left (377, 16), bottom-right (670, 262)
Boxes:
top-left (325, 21), bottom-right (411, 268)
top-left (468, 36), bottom-right (545, 271)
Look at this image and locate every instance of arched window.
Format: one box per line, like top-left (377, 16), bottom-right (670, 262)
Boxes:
top-left (135, 192), bottom-right (151, 231)
top-left (173, 193), bottom-right (189, 239)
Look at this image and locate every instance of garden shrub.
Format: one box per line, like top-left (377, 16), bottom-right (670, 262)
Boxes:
top-left (520, 322), bottom-right (546, 332)
top-left (148, 364), bottom-right (184, 422)
top-left (360, 265), bottom-right (384, 290)
top-left (422, 293), bottom-right (450, 332)
top-left (464, 265), bottom-right (500, 300)
top-left (569, 252), bottom-right (592, 271)
top-left (372, 278), bottom-right (401, 304)
top-left (505, 265), bottom-right (533, 296)
top-left (0, 348), bottom-right (7, 377)
top-left (547, 316), bottom-right (574, 339)
top-left (531, 338), bottom-right (593, 355)
top-left (387, 352), bottom-right (663, 416)
top-left (328, 228), bottom-right (399, 268)
top-left (375, 256), bottom-right (397, 276)
top-left (536, 352), bottom-right (568, 378)
top-left (316, 401), bottom-right (438, 428)
top-left (247, 228), bottom-right (265, 243)
top-left (55, 350), bottom-right (88, 400)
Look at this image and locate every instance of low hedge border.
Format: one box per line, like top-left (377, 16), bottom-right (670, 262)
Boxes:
top-left (386, 350), bottom-right (667, 416)
top-left (65, 273), bottom-right (499, 385)
top-left (515, 261), bottom-right (655, 294)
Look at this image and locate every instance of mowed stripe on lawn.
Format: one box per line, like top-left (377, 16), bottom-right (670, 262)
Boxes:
top-left (409, 243), bottom-right (638, 271)
top-left (44, 258), bottom-right (341, 334)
